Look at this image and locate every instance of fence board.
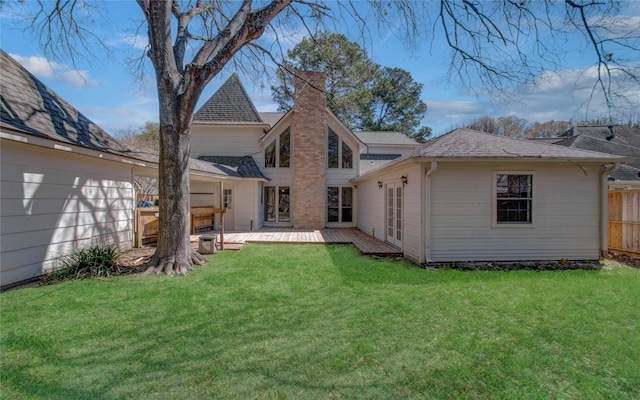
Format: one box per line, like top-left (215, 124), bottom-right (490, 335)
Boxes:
top-left (608, 190), bottom-right (640, 255)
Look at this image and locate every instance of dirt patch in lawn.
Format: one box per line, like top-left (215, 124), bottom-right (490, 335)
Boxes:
top-left (117, 246), bottom-right (155, 268)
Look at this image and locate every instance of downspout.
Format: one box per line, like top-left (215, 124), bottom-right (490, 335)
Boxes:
top-left (600, 162), bottom-right (621, 257)
top-left (421, 161), bottom-right (437, 264)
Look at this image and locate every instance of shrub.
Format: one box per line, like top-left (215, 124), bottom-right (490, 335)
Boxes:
top-left (42, 245), bottom-right (124, 285)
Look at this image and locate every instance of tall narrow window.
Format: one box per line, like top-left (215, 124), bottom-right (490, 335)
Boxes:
top-left (278, 187), bottom-right (290, 221)
top-left (327, 187), bottom-right (339, 222)
top-left (264, 141), bottom-right (276, 168)
top-left (327, 128), bottom-right (339, 168)
top-left (264, 186), bottom-right (276, 222)
top-left (341, 187), bottom-right (353, 222)
top-left (496, 174), bottom-right (533, 224)
top-left (342, 141), bottom-right (352, 169)
top-left (279, 128), bottom-right (290, 168)
top-left (223, 189), bottom-right (233, 209)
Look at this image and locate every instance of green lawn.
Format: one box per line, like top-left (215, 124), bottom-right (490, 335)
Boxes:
top-left (2, 244), bottom-right (639, 399)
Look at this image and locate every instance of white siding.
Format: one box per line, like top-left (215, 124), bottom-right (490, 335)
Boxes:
top-left (356, 178), bottom-right (384, 239)
top-left (429, 162), bottom-right (602, 261)
top-left (1, 140), bottom-right (134, 286)
top-left (190, 125), bottom-right (263, 158)
top-left (355, 164), bottom-right (422, 261)
top-left (233, 180), bottom-right (259, 231)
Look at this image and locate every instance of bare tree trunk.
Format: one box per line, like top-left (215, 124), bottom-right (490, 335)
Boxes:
top-left (143, 87), bottom-right (206, 275)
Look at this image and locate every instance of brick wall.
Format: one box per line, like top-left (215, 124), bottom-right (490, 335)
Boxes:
top-left (292, 71), bottom-right (327, 229)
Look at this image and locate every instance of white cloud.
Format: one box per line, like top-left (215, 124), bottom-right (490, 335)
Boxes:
top-left (10, 53), bottom-right (99, 89)
top-left (120, 33), bottom-right (148, 50)
top-left (9, 54), bottom-right (62, 79)
top-left (423, 64), bottom-right (639, 134)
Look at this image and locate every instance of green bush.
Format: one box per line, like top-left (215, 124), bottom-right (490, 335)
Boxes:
top-left (42, 245), bottom-right (124, 285)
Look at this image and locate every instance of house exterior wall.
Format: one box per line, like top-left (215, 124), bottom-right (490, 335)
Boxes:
top-left (355, 164), bottom-right (422, 261)
top-left (1, 140), bottom-right (134, 287)
top-left (357, 161), bottom-right (603, 263)
top-left (429, 162), bottom-right (602, 261)
top-left (190, 125), bottom-right (263, 159)
top-left (233, 180), bottom-right (259, 231)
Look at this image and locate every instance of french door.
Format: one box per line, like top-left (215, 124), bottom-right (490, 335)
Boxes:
top-left (386, 183), bottom-right (403, 248)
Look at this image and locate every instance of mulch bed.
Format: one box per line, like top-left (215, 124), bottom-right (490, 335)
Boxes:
top-left (607, 253), bottom-right (640, 269)
top-left (429, 259), bottom-right (602, 271)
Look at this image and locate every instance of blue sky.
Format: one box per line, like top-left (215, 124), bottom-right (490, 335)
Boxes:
top-left (2, 1), bottom-right (639, 137)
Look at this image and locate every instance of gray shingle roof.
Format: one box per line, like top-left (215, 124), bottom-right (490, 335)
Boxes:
top-left (198, 156), bottom-right (267, 179)
top-left (413, 129), bottom-right (630, 160)
top-left (0, 50), bottom-right (125, 152)
top-left (194, 73), bottom-right (263, 123)
top-left (355, 128), bottom-right (631, 180)
top-left (259, 112), bottom-right (286, 127)
top-left (1, 51), bottom-right (237, 180)
top-left (354, 131), bottom-right (419, 146)
top-left (554, 126), bottom-right (640, 181)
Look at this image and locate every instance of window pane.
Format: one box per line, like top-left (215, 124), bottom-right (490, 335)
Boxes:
top-left (327, 128), bottom-right (338, 168)
top-left (264, 186), bottom-right (276, 222)
top-left (496, 174), bottom-right (532, 224)
top-left (278, 187), bottom-right (290, 221)
top-left (223, 188), bottom-right (232, 208)
top-left (341, 187), bottom-right (353, 222)
top-left (342, 141), bottom-right (352, 168)
top-left (327, 186), bottom-right (339, 222)
top-left (279, 128), bottom-right (290, 168)
top-left (265, 140), bottom-right (276, 168)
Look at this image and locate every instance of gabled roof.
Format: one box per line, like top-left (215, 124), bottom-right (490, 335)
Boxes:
top-left (194, 73), bottom-right (263, 123)
top-left (0, 51), bottom-right (238, 180)
top-left (0, 50), bottom-right (125, 152)
top-left (197, 155), bottom-right (268, 179)
top-left (554, 125), bottom-right (640, 181)
top-left (354, 131), bottom-right (419, 146)
top-left (354, 128), bottom-right (632, 181)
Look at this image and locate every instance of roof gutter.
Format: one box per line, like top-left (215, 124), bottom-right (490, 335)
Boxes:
top-left (600, 162), bottom-right (621, 257)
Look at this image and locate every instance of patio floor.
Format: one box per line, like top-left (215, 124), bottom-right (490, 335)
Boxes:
top-left (191, 227), bottom-right (402, 257)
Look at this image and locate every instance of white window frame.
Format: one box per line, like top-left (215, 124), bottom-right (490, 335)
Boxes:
top-left (327, 186), bottom-right (355, 224)
top-left (492, 171), bottom-right (536, 228)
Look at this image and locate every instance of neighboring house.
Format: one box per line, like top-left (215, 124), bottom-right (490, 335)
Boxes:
top-left (0, 51), bottom-right (234, 288)
top-left (553, 125), bottom-right (640, 190)
top-left (352, 129), bottom-right (631, 264)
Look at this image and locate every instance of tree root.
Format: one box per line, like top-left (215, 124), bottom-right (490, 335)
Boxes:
top-left (142, 249), bottom-right (207, 276)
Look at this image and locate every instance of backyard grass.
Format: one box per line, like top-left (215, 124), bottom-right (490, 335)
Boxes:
top-left (1, 244), bottom-right (639, 399)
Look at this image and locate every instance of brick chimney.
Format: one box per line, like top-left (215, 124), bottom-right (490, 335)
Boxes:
top-left (292, 71), bottom-right (327, 229)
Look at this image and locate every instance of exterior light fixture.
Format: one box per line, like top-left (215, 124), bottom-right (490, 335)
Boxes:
top-left (377, 180), bottom-right (383, 189)
top-left (401, 175), bottom-right (408, 185)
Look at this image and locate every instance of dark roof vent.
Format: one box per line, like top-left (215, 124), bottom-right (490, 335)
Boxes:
top-left (606, 125), bottom-right (615, 141)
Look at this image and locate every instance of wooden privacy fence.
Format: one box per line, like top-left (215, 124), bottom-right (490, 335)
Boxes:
top-left (608, 190), bottom-right (640, 256)
top-left (135, 206), bottom-right (224, 247)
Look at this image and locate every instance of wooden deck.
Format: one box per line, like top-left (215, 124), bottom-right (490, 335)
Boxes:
top-left (191, 228), bottom-right (402, 256)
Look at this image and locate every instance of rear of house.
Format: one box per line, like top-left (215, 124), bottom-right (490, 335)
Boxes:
top-left (354, 129), bottom-right (630, 264)
top-left (191, 71), bottom-right (363, 230)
